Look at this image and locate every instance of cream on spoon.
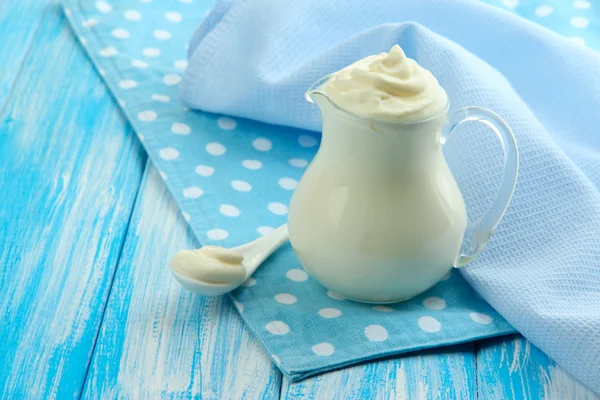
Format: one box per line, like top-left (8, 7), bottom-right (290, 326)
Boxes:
top-left (172, 246), bottom-right (246, 285)
top-left (170, 224), bottom-right (289, 296)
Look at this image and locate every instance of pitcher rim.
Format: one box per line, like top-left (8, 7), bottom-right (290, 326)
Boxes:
top-left (305, 73), bottom-right (450, 126)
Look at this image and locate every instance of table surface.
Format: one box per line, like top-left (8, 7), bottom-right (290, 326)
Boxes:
top-left (1, 1), bottom-right (599, 399)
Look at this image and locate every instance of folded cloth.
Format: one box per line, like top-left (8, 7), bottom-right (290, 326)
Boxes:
top-left (181, 0), bottom-right (600, 393)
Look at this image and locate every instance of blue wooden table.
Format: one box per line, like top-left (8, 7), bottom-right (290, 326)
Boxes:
top-left (1, 1), bottom-right (599, 399)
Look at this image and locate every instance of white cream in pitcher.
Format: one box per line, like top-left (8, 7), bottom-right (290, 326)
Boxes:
top-left (287, 43), bottom-right (517, 303)
top-left (320, 44), bottom-right (448, 121)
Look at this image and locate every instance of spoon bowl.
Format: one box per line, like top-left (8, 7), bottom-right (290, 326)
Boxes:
top-left (170, 224), bottom-right (289, 296)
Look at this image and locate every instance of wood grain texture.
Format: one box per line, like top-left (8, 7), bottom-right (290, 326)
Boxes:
top-left (477, 336), bottom-right (600, 400)
top-left (0, 0), bottom-right (47, 108)
top-left (282, 344), bottom-right (476, 400)
top-left (82, 165), bottom-right (281, 400)
top-left (0, 4), bottom-right (144, 399)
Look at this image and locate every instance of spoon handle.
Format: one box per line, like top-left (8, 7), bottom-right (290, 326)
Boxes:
top-left (234, 224), bottom-right (289, 278)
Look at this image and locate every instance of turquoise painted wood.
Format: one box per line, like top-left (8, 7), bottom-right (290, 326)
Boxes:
top-left (0, 0), bottom-right (47, 107)
top-left (0, 0), bottom-right (597, 398)
top-left (282, 344), bottom-right (476, 399)
top-left (81, 166), bottom-right (282, 399)
top-left (477, 336), bottom-right (600, 400)
top-left (0, 4), bottom-right (145, 399)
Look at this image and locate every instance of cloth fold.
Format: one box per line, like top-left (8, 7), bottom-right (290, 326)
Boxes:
top-left (181, 0), bottom-right (600, 393)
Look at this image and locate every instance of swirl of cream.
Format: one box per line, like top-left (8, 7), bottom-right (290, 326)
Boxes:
top-left (320, 45), bottom-right (448, 121)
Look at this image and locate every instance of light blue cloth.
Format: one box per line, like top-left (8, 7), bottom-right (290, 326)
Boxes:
top-left (61, 0), bottom-right (599, 391)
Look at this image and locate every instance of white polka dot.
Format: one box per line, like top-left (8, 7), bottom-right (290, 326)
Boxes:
top-left (99, 47), bottom-right (117, 57)
top-left (252, 138), bottom-right (272, 151)
top-left (470, 312), bottom-right (493, 324)
top-left (111, 28), bottom-right (130, 39)
top-left (159, 171), bottom-right (167, 180)
top-left (165, 11), bottom-right (182, 22)
top-left (234, 301), bottom-right (244, 313)
top-left (138, 110), bottom-right (157, 122)
top-left (82, 18), bottom-right (98, 28)
top-left (152, 94), bottom-right (170, 102)
top-left (569, 36), bottom-right (586, 46)
top-left (118, 99), bottom-right (125, 106)
top-left (242, 277), bottom-right (256, 287)
top-left (534, 5), bottom-right (553, 16)
top-left (298, 135), bottom-right (318, 147)
top-left (257, 226), bottom-right (274, 236)
top-left (231, 180), bottom-right (251, 192)
top-left (206, 142), bottom-right (226, 156)
top-left (182, 211), bottom-right (191, 222)
top-left (153, 29), bottom-right (171, 40)
top-left (98, 69), bottom-right (105, 76)
top-left (423, 297), bottom-right (446, 310)
top-left (275, 293), bottom-right (297, 305)
top-left (289, 158), bottom-right (308, 168)
top-left (142, 48), bottom-right (161, 57)
top-left (268, 202), bottom-right (288, 215)
top-left (118, 79), bottom-right (137, 89)
top-left (220, 204), bottom-right (240, 217)
top-left (573, 0), bottom-right (591, 9)
top-left (124, 9), bottom-right (141, 20)
top-left (272, 355), bottom-right (280, 364)
top-left (571, 17), bottom-right (589, 28)
top-left (265, 321), bottom-right (289, 335)
top-left (278, 178), bottom-right (297, 190)
top-left (95, 0), bottom-right (112, 13)
top-left (80, 37), bottom-right (87, 46)
top-left (174, 60), bottom-right (188, 70)
top-left (171, 123), bottom-right (191, 135)
top-left (502, 0), bottom-right (518, 8)
top-left (286, 269), bottom-right (308, 282)
top-left (440, 271), bottom-right (452, 281)
top-left (312, 343), bottom-right (334, 356)
top-left (318, 308), bottom-right (341, 318)
top-left (158, 147), bottom-right (179, 160)
top-left (138, 134), bottom-right (144, 141)
top-left (65, 8), bottom-right (72, 16)
top-left (217, 117), bottom-right (237, 130)
top-left (183, 107), bottom-right (190, 112)
top-left (163, 73), bottom-right (181, 85)
top-left (131, 59), bottom-right (148, 69)
top-left (195, 165), bottom-right (215, 177)
top-left (327, 290), bottom-right (345, 300)
top-left (365, 324), bottom-right (388, 341)
top-left (242, 160), bottom-right (262, 170)
top-left (183, 186), bottom-right (203, 199)
top-left (418, 316), bottom-right (441, 333)
top-left (372, 305), bottom-right (394, 312)
top-left (207, 229), bottom-right (228, 241)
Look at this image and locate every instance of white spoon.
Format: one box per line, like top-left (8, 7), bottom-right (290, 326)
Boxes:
top-left (170, 224), bottom-right (289, 296)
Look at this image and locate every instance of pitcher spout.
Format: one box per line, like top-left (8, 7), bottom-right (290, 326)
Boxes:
top-left (305, 74), bottom-right (335, 104)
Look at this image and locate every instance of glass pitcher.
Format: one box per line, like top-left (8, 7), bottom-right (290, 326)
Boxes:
top-left (287, 75), bottom-right (519, 303)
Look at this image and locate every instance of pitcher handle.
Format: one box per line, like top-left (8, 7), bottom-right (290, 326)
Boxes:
top-left (441, 107), bottom-right (519, 267)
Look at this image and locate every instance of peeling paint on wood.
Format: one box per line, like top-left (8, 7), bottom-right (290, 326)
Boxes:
top-left (0, 5), bottom-right (144, 399)
top-left (282, 345), bottom-right (476, 400)
top-left (477, 336), bottom-right (599, 400)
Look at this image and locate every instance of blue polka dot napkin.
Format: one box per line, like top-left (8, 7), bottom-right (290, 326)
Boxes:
top-left (62, 0), bottom-right (598, 384)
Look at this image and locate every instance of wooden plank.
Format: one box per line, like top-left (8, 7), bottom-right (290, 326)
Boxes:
top-left (477, 335), bottom-right (600, 400)
top-left (282, 344), bottom-right (476, 399)
top-left (81, 165), bottom-right (282, 399)
top-left (0, 5), bottom-right (145, 399)
top-left (0, 0), bottom-right (47, 108)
